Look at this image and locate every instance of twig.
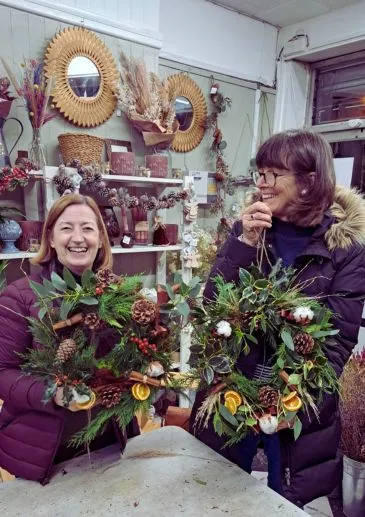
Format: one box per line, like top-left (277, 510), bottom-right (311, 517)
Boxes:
top-left (52, 313), bottom-right (84, 330)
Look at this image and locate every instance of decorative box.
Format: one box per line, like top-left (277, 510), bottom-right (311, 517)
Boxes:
top-left (110, 152), bottom-right (135, 176)
top-left (145, 154), bottom-right (168, 178)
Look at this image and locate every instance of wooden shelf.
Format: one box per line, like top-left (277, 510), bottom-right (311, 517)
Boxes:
top-left (111, 244), bottom-right (182, 254)
top-left (0, 251), bottom-right (36, 260)
top-left (101, 174), bottom-right (183, 187)
top-left (0, 245), bottom-right (182, 261)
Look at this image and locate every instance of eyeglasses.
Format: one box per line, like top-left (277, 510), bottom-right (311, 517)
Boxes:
top-left (252, 170), bottom-right (287, 187)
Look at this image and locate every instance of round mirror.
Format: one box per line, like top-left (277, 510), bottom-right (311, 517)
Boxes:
top-left (45, 27), bottom-right (118, 127)
top-left (175, 96), bottom-right (193, 131)
top-left (67, 56), bottom-right (100, 98)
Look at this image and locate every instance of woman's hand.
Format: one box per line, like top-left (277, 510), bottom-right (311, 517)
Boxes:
top-left (241, 201), bottom-right (272, 246)
top-left (53, 387), bottom-right (82, 412)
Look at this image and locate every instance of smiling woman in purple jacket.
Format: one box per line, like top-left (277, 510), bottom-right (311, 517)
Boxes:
top-left (0, 194), bottom-right (139, 484)
top-left (190, 130), bottom-right (365, 507)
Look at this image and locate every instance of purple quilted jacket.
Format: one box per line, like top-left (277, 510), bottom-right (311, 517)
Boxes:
top-left (0, 264), bottom-right (136, 483)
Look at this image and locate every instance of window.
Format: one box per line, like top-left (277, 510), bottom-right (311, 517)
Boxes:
top-left (312, 53), bottom-right (365, 125)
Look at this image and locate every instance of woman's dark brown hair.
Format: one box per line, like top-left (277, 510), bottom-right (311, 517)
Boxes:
top-left (255, 129), bottom-right (336, 226)
top-left (31, 194), bottom-right (112, 270)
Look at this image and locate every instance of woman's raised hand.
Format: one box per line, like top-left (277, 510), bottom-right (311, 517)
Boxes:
top-left (241, 201), bottom-right (272, 246)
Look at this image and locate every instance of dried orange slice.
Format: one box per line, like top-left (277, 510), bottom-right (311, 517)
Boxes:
top-left (224, 397), bottom-right (238, 415)
top-left (74, 391), bottom-right (96, 410)
top-left (131, 382), bottom-right (151, 401)
top-left (224, 390), bottom-right (242, 406)
top-left (282, 391), bottom-right (298, 403)
top-left (283, 395), bottom-right (302, 412)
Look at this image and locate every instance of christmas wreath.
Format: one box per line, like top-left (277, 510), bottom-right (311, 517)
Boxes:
top-left (185, 261), bottom-right (339, 443)
top-left (20, 268), bottom-right (179, 447)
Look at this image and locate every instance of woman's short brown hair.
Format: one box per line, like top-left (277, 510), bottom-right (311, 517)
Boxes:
top-left (31, 194), bottom-right (113, 270)
top-left (255, 129), bottom-right (336, 226)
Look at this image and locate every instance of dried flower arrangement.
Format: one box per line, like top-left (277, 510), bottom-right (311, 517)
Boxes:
top-left (340, 350), bottom-right (365, 462)
top-left (118, 52), bottom-right (178, 147)
top-left (1, 58), bottom-right (55, 129)
top-left (53, 160), bottom-right (190, 211)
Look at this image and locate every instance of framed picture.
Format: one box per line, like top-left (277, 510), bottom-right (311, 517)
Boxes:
top-left (105, 139), bottom-right (132, 161)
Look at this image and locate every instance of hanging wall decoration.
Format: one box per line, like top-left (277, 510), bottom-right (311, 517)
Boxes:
top-left (44, 27), bottom-right (118, 127)
top-left (207, 80), bottom-right (233, 215)
top-left (118, 52), bottom-right (178, 148)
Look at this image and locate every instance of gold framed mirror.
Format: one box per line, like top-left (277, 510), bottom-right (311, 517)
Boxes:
top-left (44, 27), bottom-right (118, 127)
top-left (167, 74), bottom-right (207, 153)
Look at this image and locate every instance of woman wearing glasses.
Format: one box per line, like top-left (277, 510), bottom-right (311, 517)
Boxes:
top-left (190, 129), bottom-right (365, 507)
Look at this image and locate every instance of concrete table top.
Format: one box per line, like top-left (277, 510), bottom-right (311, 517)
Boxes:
top-left (0, 426), bottom-right (309, 517)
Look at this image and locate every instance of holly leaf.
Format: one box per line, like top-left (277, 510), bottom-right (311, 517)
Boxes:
top-left (202, 365), bottom-right (214, 384)
top-left (209, 355), bottom-right (231, 374)
top-left (189, 345), bottom-right (204, 355)
top-left (239, 268), bottom-right (252, 286)
top-left (281, 329), bottom-right (294, 351)
top-left (287, 373), bottom-right (301, 385)
top-left (218, 403), bottom-right (238, 427)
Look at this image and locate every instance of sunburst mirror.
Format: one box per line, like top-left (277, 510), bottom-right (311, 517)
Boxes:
top-left (44, 27), bottom-right (118, 127)
top-left (167, 74), bottom-right (207, 153)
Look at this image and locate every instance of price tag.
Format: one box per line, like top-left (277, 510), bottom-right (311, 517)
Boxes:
top-left (122, 235), bottom-right (131, 245)
top-left (210, 86), bottom-right (218, 95)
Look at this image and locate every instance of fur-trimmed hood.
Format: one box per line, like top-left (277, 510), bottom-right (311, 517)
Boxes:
top-left (326, 186), bottom-right (365, 251)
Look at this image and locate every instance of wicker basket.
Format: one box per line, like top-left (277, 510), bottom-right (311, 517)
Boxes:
top-left (58, 133), bottom-right (105, 165)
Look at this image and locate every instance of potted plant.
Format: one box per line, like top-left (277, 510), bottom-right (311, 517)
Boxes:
top-left (340, 350), bottom-right (365, 517)
top-left (0, 207), bottom-right (24, 253)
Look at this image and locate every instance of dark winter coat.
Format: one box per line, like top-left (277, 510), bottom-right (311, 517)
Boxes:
top-left (190, 187), bottom-right (365, 506)
top-left (0, 262), bottom-right (138, 483)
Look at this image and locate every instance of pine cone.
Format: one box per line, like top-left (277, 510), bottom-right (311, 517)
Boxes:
top-left (99, 385), bottom-right (123, 408)
top-left (96, 268), bottom-right (119, 289)
top-left (258, 386), bottom-right (279, 408)
top-left (131, 299), bottom-right (158, 325)
top-left (84, 312), bottom-right (104, 330)
top-left (293, 332), bottom-right (315, 355)
top-left (56, 338), bottom-right (77, 363)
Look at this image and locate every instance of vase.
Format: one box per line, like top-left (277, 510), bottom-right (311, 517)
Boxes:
top-left (29, 127), bottom-right (46, 171)
top-left (0, 218), bottom-right (22, 253)
top-left (343, 455), bottom-right (365, 517)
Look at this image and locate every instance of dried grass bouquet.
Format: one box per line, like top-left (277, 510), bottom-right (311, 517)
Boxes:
top-left (118, 52), bottom-right (178, 147)
top-left (340, 350), bottom-right (365, 462)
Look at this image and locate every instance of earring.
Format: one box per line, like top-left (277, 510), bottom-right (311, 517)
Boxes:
top-left (301, 189), bottom-right (307, 196)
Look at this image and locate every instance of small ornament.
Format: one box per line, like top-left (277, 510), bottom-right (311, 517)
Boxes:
top-left (259, 414), bottom-right (278, 434)
top-left (146, 361), bottom-right (164, 377)
top-left (258, 386), bottom-right (279, 408)
top-left (56, 338), bottom-right (77, 363)
top-left (184, 200), bottom-right (198, 222)
top-left (152, 216), bottom-right (169, 246)
top-left (293, 332), bottom-right (315, 355)
top-left (216, 320), bottom-right (232, 338)
top-left (131, 382), bottom-right (151, 401)
top-left (131, 299), bottom-right (158, 325)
